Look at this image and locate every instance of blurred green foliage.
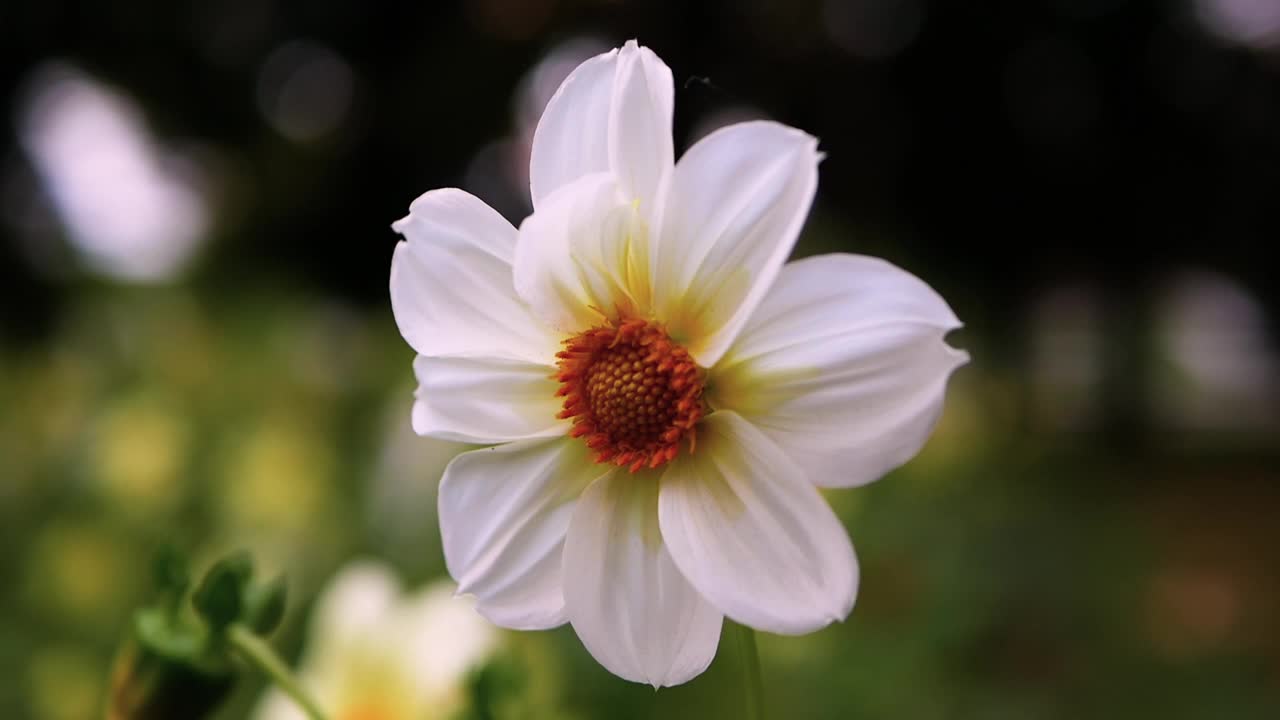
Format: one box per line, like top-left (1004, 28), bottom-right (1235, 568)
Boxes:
top-left (1, 280), bottom-right (1277, 720)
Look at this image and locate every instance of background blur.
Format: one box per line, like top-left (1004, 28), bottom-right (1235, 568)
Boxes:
top-left (2, 1), bottom-right (1278, 718)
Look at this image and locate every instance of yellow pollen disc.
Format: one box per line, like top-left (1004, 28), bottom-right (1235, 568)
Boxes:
top-left (555, 318), bottom-right (704, 472)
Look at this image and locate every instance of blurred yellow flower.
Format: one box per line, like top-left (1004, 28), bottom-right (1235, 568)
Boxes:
top-left (218, 417), bottom-right (335, 536)
top-left (26, 520), bottom-right (140, 630)
top-left (252, 561), bottom-right (499, 720)
top-left (28, 645), bottom-right (101, 720)
top-left (94, 393), bottom-right (188, 516)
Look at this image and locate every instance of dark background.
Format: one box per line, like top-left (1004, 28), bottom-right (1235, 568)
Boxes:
top-left (4, 1), bottom-right (1276, 340)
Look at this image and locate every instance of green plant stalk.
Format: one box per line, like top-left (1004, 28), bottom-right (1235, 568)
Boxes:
top-left (226, 624), bottom-right (329, 720)
top-left (731, 622), bottom-right (764, 720)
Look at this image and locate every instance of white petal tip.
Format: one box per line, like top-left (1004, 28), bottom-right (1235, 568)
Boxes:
top-left (472, 603), bottom-right (507, 628)
top-left (409, 411), bottom-right (432, 437)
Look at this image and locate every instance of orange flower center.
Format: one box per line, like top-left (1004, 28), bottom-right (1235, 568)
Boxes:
top-left (555, 318), bottom-right (704, 472)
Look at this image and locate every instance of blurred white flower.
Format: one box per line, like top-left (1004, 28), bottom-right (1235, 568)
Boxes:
top-left (17, 63), bottom-right (210, 282)
top-left (390, 40), bottom-right (966, 687)
top-left (252, 561), bottom-right (498, 720)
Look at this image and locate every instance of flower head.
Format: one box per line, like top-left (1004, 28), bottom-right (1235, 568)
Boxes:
top-left (252, 562), bottom-right (498, 720)
top-left (390, 40), bottom-right (967, 687)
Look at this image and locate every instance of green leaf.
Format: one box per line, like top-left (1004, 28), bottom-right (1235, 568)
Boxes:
top-left (192, 552), bottom-right (254, 631)
top-left (134, 608), bottom-right (204, 662)
top-left (152, 544), bottom-right (191, 598)
top-left (245, 574), bottom-right (288, 635)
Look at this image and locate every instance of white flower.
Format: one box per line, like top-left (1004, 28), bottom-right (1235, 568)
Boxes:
top-left (390, 40), bottom-right (967, 688)
top-left (252, 561), bottom-right (498, 720)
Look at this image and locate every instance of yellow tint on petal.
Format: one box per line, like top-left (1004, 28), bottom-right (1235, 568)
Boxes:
top-left (704, 359), bottom-right (820, 420)
top-left (662, 264), bottom-right (753, 364)
top-left (660, 416), bottom-right (748, 522)
top-left (336, 700), bottom-right (398, 720)
top-left (621, 225), bottom-right (652, 313)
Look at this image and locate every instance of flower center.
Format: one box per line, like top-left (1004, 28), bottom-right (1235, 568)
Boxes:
top-left (555, 318), bottom-right (704, 472)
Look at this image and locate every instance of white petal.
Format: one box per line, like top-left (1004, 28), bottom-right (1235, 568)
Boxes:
top-left (529, 40), bottom-right (674, 212)
top-left (412, 354), bottom-right (564, 444)
top-left (563, 472), bottom-right (723, 688)
top-left (250, 691), bottom-right (308, 720)
top-left (391, 189), bottom-right (557, 365)
top-left (652, 121), bottom-right (820, 367)
top-left (397, 581), bottom-right (499, 694)
top-left (658, 411), bottom-right (858, 635)
top-left (712, 254), bottom-right (968, 488)
top-left (439, 437), bottom-right (608, 630)
top-left (513, 173), bottom-right (651, 333)
top-left (607, 41), bottom-right (675, 211)
top-left (303, 560), bottom-right (401, 664)
top-left (528, 50), bottom-right (614, 206)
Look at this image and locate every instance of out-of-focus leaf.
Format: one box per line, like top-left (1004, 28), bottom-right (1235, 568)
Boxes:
top-left (191, 552), bottom-right (253, 632)
top-left (244, 574), bottom-right (288, 635)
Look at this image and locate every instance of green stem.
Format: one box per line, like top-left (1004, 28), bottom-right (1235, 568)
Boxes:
top-left (227, 623), bottom-right (329, 720)
top-left (731, 622), bottom-right (764, 720)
